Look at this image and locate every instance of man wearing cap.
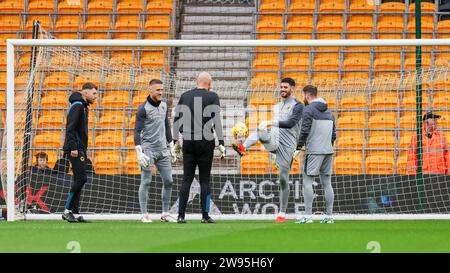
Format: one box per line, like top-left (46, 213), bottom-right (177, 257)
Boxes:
top-left (407, 111), bottom-right (450, 175)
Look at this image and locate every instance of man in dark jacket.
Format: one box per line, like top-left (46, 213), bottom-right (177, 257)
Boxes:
top-left (173, 72), bottom-right (225, 224)
top-left (296, 85), bottom-right (336, 224)
top-left (62, 82), bottom-right (98, 223)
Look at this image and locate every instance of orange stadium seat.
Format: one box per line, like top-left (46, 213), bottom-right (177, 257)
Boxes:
top-left (140, 51), bottom-right (165, 68)
top-left (342, 72), bottom-right (370, 87)
top-left (335, 134), bottom-right (364, 149)
top-left (87, 0), bottom-right (113, 12)
top-left (433, 95), bottom-right (450, 109)
top-left (40, 93), bottom-right (68, 108)
top-left (0, 15), bottom-right (21, 31)
top-left (251, 72), bottom-right (278, 89)
top-left (368, 134), bottom-right (395, 149)
top-left (105, 72), bottom-right (132, 89)
top-left (289, 0), bottom-right (315, 12)
top-left (316, 15), bottom-right (344, 33)
top-left (399, 131), bottom-right (414, 149)
top-left (349, 0), bottom-right (375, 12)
top-left (259, 0), bottom-right (285, 12)
top-left (256, 15), bottom-right (283, 33)
top-left (58, 0), bottom-right (84, 12)
top-left (102, 91), bottom-right (130, 108)
top-left (368, 112), bottom-right (397, 129)
top-left (28, 0), bottom-right (55, 12)
top-left (38, 111), bottom-right (65, 128)
top-left (343, 54), bottom-right (370, 70)
top-left (55, 15), bottom-right (81, 31)
top-left (252, 53), bottom-right (279, 70)
top-left (374, 55), bottom-right (401, 71)
top-left (337, 113), bottom-right (366, 129)
top-left (433, 76), bottom-right (450, 90)
top-left (282, 72), bottom-right (309, 87)
top-left (371, 93), bottom-right (398, 109)
top-left (125, 133), bottom-right (135, 147)
top-left (340, 94), bottom-right (367, 109)
top-left (320, 92), bottom-right (337, 108)
top-left (334, 152), bottom-right (363, 175)
top-left (115, 15), bottom-right (140, 31)
top-left (346, 15), bottom-right (373, 41)
top-left (401, 93), bottom-right (429, 109)
top-left (0, 0), bottom-right (24, 12)
top-left (0, 33), bottom-right (16, 50)
top-left (405, 53), bottom-right (431, 69)
top-left (34, 131), bottom-right (62, 148)
top-left (365, 153), bottom-right (395, 175)
top-left (94, 131), bottom-right (124, 147)
top-left (117, 0), bottom-right (144, 12)
top-left (396, 152), bottom-right (408, 174)
top-left (312, 72), bottom-right (339, 88)
top-left (44, 72), bottom-right (71, 88)
top-left (110, 52), bottom-right (135, 66)
top-left (240, 152), bottom-right (270, 174)
top-left (283, 53), bottom-right (309, 70)
top-left (409, 2), bottom-right (435, 13)
top-left (145, 15), bottom-right (170, 31)
top-left (94, 150), bottom-right (121, 175)
top-left (132, 93), bottom-right (147, 108)
top-left (319, 0), bottom-right (345, 12)
top-left (26, 15), bottom-right (53, 31)
top-left (380, 1), bottom-right (406, 12)
top-left (98, 111), bottom-right (128, 128)
top-left (74, 73), bottom-right (102, 89)
top-left (399, 113), bottom-right (417, 129)
top-left (46, 54), bottom-right (76, 71)
top-left (313, 53), bottom-right (339, 70)
top-left (85, 15), bottom-right (110, 31)
top-left (124, 150), bottom-right (140, 174)
top-left (147, 0), bottom-right (174, 13)
top-left (286, 15), bottom-right (313, 33)
top-left (377, 15), bottom-right (404, 40)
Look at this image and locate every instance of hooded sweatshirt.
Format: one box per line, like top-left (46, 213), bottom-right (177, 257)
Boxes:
top-left (298, 97), bottom-right (336, 155)
top-left (63, 92), bottom-right (89, 153)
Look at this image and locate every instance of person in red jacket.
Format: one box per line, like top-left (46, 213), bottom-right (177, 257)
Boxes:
top-left (407, 111), bottom-right (450, 175)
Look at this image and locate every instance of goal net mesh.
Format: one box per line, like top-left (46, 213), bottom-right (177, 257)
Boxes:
top-left (1, 28), bottom-right (450, 219)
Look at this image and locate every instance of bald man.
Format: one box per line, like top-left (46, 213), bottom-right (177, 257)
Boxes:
top-left (173, 72), bottom-right (225, 224)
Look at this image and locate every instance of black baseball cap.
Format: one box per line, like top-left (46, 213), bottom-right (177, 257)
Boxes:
top-left (423, 111), bottom-right (441, 121)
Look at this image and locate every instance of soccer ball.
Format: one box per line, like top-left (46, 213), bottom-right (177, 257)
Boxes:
top-left (232, 122), bottom-right (249, 140)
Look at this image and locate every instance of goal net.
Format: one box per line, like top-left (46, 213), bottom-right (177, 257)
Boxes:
top-left (1, 31), bottom-right (450, 221)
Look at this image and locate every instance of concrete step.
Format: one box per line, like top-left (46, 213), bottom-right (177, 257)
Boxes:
top-left (178, 51), bottom-right (250, 61)
top-left (178, 51), bottom-right (249, 61)
top-left (177, 60), bottom-right (248, 69)
top-left (184, 5), bottom-right (255, 14)
top-left (183, 15), bottom-right (254, 25)
top-left (183, 24), bottom-right (253, 33)
top-left (176, 69), bottom-right (250, 79)
top-left (180, 33), bottom-right (252, 40)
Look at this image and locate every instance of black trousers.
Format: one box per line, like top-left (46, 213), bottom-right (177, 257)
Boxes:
top-left (178, 140), bottom-right (215, 217)
top-left (65, 151), bottom-right (88, 213)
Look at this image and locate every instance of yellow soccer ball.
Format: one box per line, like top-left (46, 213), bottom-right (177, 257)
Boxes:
top-left (232, 122), bottom-right (249, 140)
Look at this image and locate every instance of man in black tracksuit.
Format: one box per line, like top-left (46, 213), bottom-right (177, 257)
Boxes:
top-left (62, 82), bottom-right (98, 223)
top-left (173, 72), bottom-right (226, 224)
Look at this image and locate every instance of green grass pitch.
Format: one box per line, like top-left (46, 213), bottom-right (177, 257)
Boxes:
top-left (1, 220), bottom-right (450, 253)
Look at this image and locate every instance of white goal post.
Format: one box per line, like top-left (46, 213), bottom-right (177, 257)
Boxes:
top-left (3, 38), bottom-right (450, 222)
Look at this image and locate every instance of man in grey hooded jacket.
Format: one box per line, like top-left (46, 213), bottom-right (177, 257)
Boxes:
top-left (296, 85), bottom-right (336, 224)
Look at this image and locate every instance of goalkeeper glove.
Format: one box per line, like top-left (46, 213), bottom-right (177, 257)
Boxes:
top-left (174, 141), bottom-right (182, 160)
top-left (135, 145), bottom-right (150, 168)
top-left (293, 150), bottom-right (301, 162)
top-left (169, 141), bottom-right (179, 164)
top-left (218, 145), bottom-right (226, 159)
